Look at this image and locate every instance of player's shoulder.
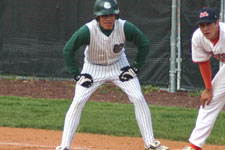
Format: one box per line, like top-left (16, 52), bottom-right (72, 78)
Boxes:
top-left (219, 22), bottom-right (225, 27)
top-left (219, 22), bottom-right (225, 32)
top-left (117, 18), bottom-right (126, 23)
top-left (85, 19), bottom-right (96, 28)
top-left (123, 20), bottom-right (138, 30)
top-left (192, 27), bottom-right (204, 40)
top-left (115, 18), bottom-right (126, 27)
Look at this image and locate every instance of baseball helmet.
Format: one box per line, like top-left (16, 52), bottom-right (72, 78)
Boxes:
top-left (94, 0), bottom-right (120, 16)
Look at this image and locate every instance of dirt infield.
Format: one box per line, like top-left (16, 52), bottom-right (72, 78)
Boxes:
top-left (0, 127), bottom-right (224, 150)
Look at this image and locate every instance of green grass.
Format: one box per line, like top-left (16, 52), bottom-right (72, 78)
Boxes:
top-left (97, 84), bottom-right (123, 94)
top-left (0, 96), bottom-right (68, 129)
top-left (142, 85), bottom-right (160, 94)
top-left (188, 90), bottom-right (202, 97)
top-left (0, 95), bottom-right (224, 145)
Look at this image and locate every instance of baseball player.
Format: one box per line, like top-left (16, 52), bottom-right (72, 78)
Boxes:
top-left (56, 0), bottom-right (169, 150)
top-left (182, 7), bottom-right (225, 150)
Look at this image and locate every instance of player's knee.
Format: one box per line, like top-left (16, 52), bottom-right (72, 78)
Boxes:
top-left (129, 94), bottom-right (145, 104)
top-left (71, 97), bottom-right (87, 108)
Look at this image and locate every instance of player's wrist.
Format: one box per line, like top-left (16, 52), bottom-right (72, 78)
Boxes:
top-left (131, 66), bottom-right (139, 74)
top-left (132, 63), bottom-right (141, 72)
top-left (74, 74), bottom-right (81, 82)
top-left (205, 88), bottom-right (212, 92)
top-left (74, 73), bottom-right (93, 88)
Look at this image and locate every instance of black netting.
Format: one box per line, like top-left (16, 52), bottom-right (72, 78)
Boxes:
top-left (0, 0), bottom-right (222, 90)
top-left (0, 0), bottom-right (171, 86)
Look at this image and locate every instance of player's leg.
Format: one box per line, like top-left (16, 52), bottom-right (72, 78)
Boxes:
top-left (59, 81), bottom-right (104, 149)
top-left (188, 65), bottom-right (225, 148)
top-left (113, 77), bottom-right (155, 148)
top-left (108, 56), bottom-right (167, 149)
top-left (58, 62), bottom-right (106, 150)
top-left (60, 82), bottom-right (103, 147)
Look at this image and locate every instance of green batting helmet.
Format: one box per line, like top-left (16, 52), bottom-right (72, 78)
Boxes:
top-left (94, 0), bottom-right (120, 16)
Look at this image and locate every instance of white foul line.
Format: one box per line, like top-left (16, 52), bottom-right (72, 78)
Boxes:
top-left (0, 141), bottom-right (93, 150)
top-left (0, 141), bottom-right (183, 150)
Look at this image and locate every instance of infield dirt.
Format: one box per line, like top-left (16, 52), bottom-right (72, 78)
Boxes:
top-left (1, 127), bottom-right (225, 150)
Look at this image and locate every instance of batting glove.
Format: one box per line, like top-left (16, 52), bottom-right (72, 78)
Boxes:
top-left (74, 73), bottom-right (93, 88)
top-left (119, 66), bottom-right (138, 82)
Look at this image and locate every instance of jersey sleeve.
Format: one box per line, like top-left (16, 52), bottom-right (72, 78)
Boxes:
top-left (124, 21), bottom-right (150, 70)
top-left (63, 25), bottom-right (90, 76)
top-left (191, 31), bottom-right (211, 63)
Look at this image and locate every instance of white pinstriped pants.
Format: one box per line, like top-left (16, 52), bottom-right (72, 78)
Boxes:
top-left (59, 57), bottom-right (155, 149)
top-left (189, 64), bottom-right (225, 148)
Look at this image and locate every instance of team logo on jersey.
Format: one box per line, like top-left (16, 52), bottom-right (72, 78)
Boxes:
top-left (213, 53), bottom-right (225, 62)
top-left (200, 11), bottom-right (209, 18)
top-left (104, 2), bottom-right (111, 9)
top-left (113, 43), bottom-right (124, 53)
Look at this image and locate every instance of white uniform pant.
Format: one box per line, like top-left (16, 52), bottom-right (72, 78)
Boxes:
top-left (189, 64), bottom-right (225, 148)
top-left (60, 57), bottom-right (155, 149)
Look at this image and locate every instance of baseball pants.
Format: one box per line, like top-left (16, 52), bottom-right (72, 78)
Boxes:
top-left (189, 64), bottom-right (225, 148)
top-left (59, 57), bottom-right (155, 149)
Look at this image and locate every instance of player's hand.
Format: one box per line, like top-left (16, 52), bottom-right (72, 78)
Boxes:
top-left (74, 73), bottom-right (93, 88)
top-left (200, 88), bottom-right (213, 108)
top-left (119, 66), bottom-right (138, 82)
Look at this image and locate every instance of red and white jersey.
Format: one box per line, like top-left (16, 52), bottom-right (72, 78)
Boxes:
top-left (192, 22), bottom-right (225, 63)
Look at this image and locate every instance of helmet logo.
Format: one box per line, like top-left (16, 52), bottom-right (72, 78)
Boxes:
top-left (104, 2), bottom-right (111, 9)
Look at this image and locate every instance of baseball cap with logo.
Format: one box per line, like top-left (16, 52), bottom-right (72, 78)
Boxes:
top-left (196, 7), bottom-right (219, 24)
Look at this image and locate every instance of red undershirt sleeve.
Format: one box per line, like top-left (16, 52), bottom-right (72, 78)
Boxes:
top-left (199, 60), bottom-right (212, 89)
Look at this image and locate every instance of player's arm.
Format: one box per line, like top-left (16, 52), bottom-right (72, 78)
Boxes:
top-left (124, 21), bottom-right (150, 70)
top-left (199, 60), bottom-right (212, 90)
top-left (192, 34), bottom-right (213, 108)
top-left (63, 25), bottom-right (90, 77)
top-left (198, 60), bottom-right (213, 108)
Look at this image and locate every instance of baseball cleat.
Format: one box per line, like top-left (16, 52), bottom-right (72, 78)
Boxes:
top-left (55, 146), bottom-right (69, 150)
top-left (145, 140), bottom-right (169, 150)
top-left (182, 146), bottom-right (196, 150)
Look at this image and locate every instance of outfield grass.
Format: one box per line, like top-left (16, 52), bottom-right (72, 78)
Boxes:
top-left (0, 96), bottom-right (224, 145)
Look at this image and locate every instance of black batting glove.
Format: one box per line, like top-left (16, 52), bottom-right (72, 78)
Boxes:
top-left (119, 66), bottom-right (139, 82)
top-left (74, 73), bottom-right (93, 88)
